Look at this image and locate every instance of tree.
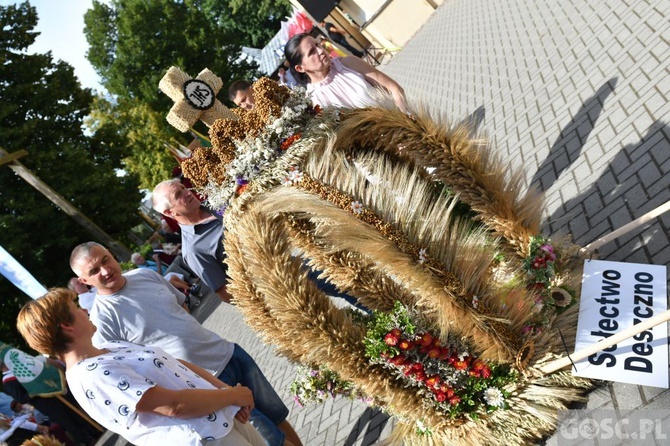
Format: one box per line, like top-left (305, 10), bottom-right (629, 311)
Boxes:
top-left (84, 0), bottom-right (283, 187)
top-left (87, 96), bottom-right (180, 189)
top-left (0, 2), bottom-right (142, 348)
top-left (204, 0), bottom-right (293, 48)
top-left (84, 0), bottom-right (257, 110)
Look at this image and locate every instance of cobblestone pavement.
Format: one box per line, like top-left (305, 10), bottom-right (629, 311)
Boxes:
top-left (97, 1), bottom-right (670, 445)
top-left (381, 0), bottom-right (670, 444)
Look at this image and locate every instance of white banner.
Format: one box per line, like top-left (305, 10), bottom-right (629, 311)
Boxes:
top-left (0, 245), bottom-right (47, 299)
top-left (574, 259), bottom-right (668, 388)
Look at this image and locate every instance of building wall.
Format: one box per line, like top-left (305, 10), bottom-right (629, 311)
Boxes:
top-left (290, 0), bottom-right (443, 58)
top-left (348, 0), bottom-right (444, 48)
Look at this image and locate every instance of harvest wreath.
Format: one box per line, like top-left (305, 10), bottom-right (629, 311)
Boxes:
top-left (163, 73), bottom-right (594, 445)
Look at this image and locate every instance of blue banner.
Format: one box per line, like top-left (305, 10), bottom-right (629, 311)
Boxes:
top-left (0, 245), bottom-right (47, 299)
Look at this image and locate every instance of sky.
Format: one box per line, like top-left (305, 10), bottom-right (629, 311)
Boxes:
top-left (2, 0), bottom-right (103, 91)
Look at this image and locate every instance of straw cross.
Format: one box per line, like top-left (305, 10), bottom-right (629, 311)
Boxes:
top-left (159, 66), bottom-right (237, 132)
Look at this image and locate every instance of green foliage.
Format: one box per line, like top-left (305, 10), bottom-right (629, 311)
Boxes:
top-left (86, 96), bottom-right (178, 188)
top-left (363, 302), bottom-right (516, 419)
top-left (138, 243), bottom-right (153, 258)
top-left (202, 0), bottom-right (292, 48)
top-left (0, 2), bottom-right (142, 346)
top-left (83, 0), bottom-right (288, 185)
top-left (84, 0), bottom-right (258, 109)
top-left (363, 301), bottom-right (415, 359)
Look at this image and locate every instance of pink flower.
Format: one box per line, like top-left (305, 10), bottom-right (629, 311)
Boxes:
top-left (384, 333), bottom-right (399, 346)
top-left (540, 244), bottom-right (557, 261)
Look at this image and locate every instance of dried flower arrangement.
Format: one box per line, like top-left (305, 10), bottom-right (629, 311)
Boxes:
top-left (162, 74), bottom-right (592, 445)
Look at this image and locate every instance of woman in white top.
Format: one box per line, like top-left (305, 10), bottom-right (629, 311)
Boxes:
top-left (17, 289), bottom-right (265, 446)
top-left (285, 33), bottom-right (408, 112)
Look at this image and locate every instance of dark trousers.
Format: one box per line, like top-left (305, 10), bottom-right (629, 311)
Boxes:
top-left (331, 35), bottom-right (364, 58)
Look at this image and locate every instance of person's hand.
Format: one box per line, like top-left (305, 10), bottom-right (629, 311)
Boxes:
top-left (235, 406), bottom-right (251, 423)
top-left (229, 384), bottom-right (254, 409)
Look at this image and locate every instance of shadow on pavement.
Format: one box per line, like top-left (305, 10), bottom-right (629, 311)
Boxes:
top-left (531, 78), bottom-right (618, 191)
top-left (458, 105), bottom-right (486, 136)
top-left (343, 407), bottom-right (390, 446)
top-left (547, 120), bottom-right (670, 252)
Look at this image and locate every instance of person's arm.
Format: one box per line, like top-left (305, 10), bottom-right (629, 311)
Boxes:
top-left (177, 359), bottom-right (226, 388)
top-left (327, 25), bottom-right (347, 36)
top-left (136, 384), bottom-right (254, 419)
top-left (215, 285), bottom-right (234, 304)
top-left (152, 253), bottom-right (164, 275)
top-left (340, 56), bottom-right (409, 113)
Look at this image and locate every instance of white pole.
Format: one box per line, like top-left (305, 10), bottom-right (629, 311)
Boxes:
top-left (540, 308), bottom-right (670, 374)
top-left (580, 200), bottom-right (670, 254)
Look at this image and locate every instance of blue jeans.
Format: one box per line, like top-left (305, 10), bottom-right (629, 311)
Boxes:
top-left (217, 345), bottom-right (287, 446)
top-left (305, 266), bottom-right (371, 314)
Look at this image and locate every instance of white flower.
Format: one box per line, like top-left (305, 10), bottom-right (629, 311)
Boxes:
top-left (351, 201), bottom-right (363, 214)
top-left (483, 387), bottom-right (505, 407)
top-left (458, 351), bottom-right (468, 361)
top-left (418, 248), bottom-right (428, 264)
top-left (472, 296), bottom-right (479, 309)
top-left (284, 167), bottom-right (303, 185)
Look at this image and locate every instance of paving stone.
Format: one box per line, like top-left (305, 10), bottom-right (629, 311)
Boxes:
top-left (640, 386), bottom-right (669, 404)
top-left (612, 383), bottom-right (645, 414)
top-left (587, 384), bottom-right (616, 409)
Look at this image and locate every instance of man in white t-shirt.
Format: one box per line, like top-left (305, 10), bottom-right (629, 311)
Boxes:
top-left (69, 242), bottom-right (302, 446)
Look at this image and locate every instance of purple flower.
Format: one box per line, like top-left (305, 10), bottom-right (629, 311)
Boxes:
top-left (540, 244), bottom-right (557, 261)
top-left (216, 204), bottom-right (228, 216)
top-left (236, 178), bottom-right (249, 186)
top-left (309, 369), bottom-right (319, 377)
